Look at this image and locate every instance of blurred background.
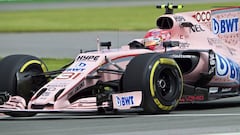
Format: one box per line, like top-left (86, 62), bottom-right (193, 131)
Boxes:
top-left (0, 0), bottom-right (239, 58)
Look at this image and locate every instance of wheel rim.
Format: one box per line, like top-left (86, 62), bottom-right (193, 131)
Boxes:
top-left (155, 68), bottom-right (179, 102)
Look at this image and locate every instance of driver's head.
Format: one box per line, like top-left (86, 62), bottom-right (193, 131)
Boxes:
top-left (144, 29), bottom-right (171, 50)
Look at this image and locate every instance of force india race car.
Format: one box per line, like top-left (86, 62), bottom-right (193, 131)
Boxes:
top-left (0, 4), bottom-right (239, 117)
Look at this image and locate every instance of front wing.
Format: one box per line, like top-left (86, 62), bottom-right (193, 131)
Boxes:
top-left (0, 91), bottom-right (142, 115)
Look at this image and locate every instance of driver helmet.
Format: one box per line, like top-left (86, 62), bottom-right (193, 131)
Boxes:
top-left (144, 28), bottom-right (171, 50)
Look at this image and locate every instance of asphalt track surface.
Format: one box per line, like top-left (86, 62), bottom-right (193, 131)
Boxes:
top-left (1, 97), bottom-right (240, 135)
top-left (0, 31), bottom-right (146, 58)
top-left (1, 0), bottom-right (240, 135)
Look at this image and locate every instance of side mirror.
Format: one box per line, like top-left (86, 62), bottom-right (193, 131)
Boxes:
top-left (163, 41), bottom-right (180, 52)
top-left (163, 41), bottom-right (179, 47)
top-left (100, 41), bottom-right (111, 49)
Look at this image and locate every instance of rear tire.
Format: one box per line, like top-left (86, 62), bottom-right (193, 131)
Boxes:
top-left (0, 55), bottom-right (48, 117)
top-left (122, 53), bottom-right (183, 114)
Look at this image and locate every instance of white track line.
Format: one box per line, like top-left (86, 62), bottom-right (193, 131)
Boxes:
top-left (202, 133), bottom-right (240, 135)
top-left (142, 113), bottom-right (240, 117)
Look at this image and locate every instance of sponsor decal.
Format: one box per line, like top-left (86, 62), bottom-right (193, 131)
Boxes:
top-left (209, 87), bottom-right (232, 93)
top-left (41, 91), bottom-right (50, 97)
top-left (209, 87), bottom-right (218, 94)
top-left (116, 96), bottom-right (134, 107)
top-left (112, 91), bottom-right (142, 109)
top-left (191, 25), bottom-right (205, 32)
top-left (221, 88), bottom-right (232, 92)
top-left (74, 81), bottom-right (85, 92)
top-left (180, 95), bottom-right (205, 102)
top-left (66, 62), bottom-right (86, 72)
top-left (46, 87), bottom-right (57, 91)
top-left (47, 84), bottom-right (68, 88)
top-left (207, 38), bottom-right (223, 46)
top-left (209, 51), bottom-right (216, 75)
top-left (194, 11), bottom-right (211, 22)
top-left (216, 54), bottom-right (240, 81)
top-left (65, 68), bottom-right (85, 72)
top-left (179, 42), bottom-right (190, 48)
top-left (212, 17), bottom-right (239, 34)
top-left (171, 54), bottom-right (193, 59)
top-left (174, 16), bottom-right (186, 22)
top-left (68, 81), bottom-right (85, 98)
top-left (76, 55), bottom-right (100, 61)
top-left (76, 62), bottom-right (87, 67)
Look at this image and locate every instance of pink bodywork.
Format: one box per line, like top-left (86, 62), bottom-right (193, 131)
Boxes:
top-left (0, 7), bottom-right (239, 113)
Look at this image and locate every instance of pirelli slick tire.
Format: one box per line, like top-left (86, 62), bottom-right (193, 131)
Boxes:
top-left (122, 53), bottom-right (183, 114)
top-left (0, 55), bottom-right (48, 117)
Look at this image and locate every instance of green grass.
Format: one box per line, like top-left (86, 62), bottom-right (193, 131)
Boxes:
top-left (0, 57), bottom-right (73, 70)
top-left (41, 58), bottom-right (72, 71)
top-left (0, 0), bottom-right (133, 3)
top-left (0, 2), bottom-right (239, 32)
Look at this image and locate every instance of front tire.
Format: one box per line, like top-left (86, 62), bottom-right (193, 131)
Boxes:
top-left (122, 53), bottom-right (183, 114)
top-left (0, 55), bottom-right (48, 117)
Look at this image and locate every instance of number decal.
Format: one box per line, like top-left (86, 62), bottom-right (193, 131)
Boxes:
top-left (56, 72), bottom-right (81, 79)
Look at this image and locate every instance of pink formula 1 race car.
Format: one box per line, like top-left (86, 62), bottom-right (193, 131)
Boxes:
top-left (0, 4), bottom-right (239, 117)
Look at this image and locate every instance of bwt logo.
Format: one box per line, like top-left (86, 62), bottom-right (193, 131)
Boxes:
top-left (216, 54), bottom-right (240, 81)
top-left (212, 17), bottom-right (239, 34)
top-left (116, 96), bottom-right (134, 107)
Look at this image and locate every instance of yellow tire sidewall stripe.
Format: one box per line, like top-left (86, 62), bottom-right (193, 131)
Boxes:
top-left (20, 60), bottom-right (47, 73)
